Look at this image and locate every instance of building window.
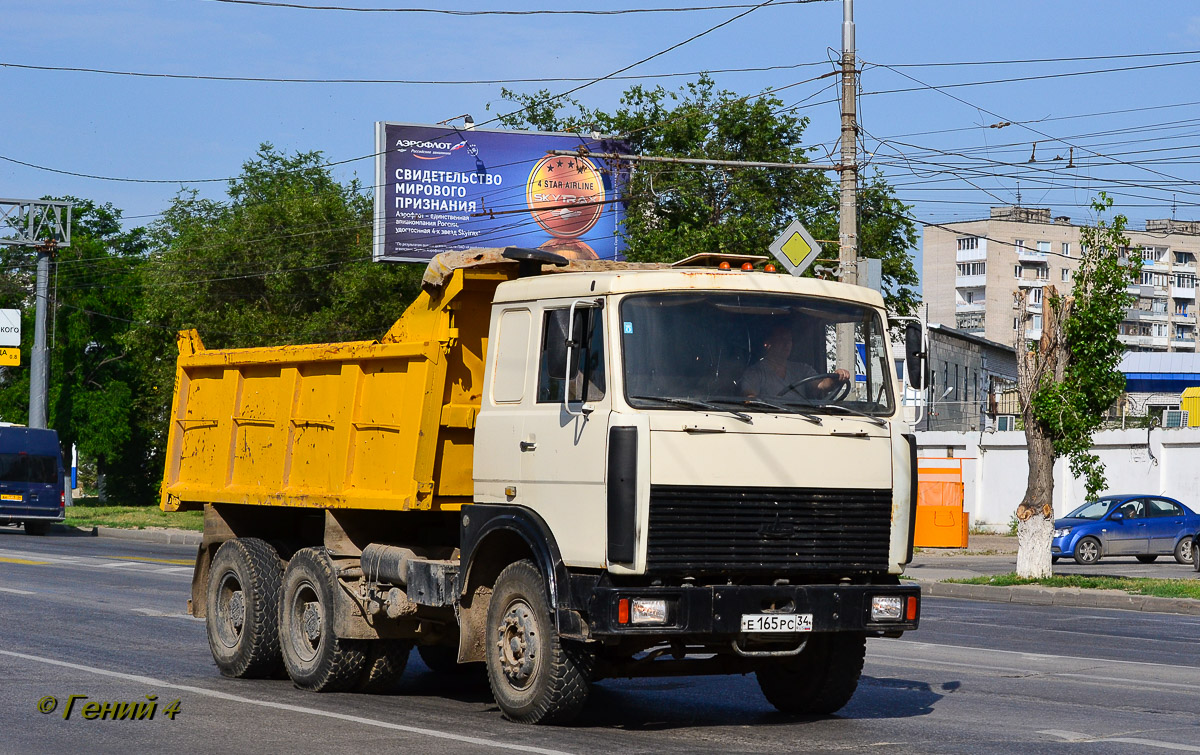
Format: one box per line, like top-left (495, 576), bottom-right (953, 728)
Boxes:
top-left (1029, 288), bottom-right (1043, 305)
top-left (1014, 239), bottom-right (1025, 250)
top-left (1037, 241), bottom-right (1051, 254)
top-left (957, 236), bottom-right (979, 251)
top-left (1013, 317), bottom-right (1019, 330)
top-left (956, 262), bottom-right (986, 276)
top-left (965, 291), bottom-right (974, 304)
top-left (1176, 274), bottom-right (1195, 288)
top-left (1062, 268), bottom-right (1071, 282)
top-left (1035, 267), bottom-right (1049, 280)
top-left (1062, 242), bottom-right (1071, 256)
top-left (1014, 265), bottom-right (1023, 278)
top-left (1031, 314), bottom-right (1043, 330)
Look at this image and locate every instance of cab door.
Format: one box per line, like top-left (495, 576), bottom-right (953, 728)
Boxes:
top-left (517, 300), bottom-right (611, 568)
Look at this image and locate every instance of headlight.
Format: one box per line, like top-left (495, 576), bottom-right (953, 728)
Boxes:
top-left (618, 598), bottom-right (669, 625)
top-left (1053, 527), bottom-right (1072, 538)
top-left (870, 595), bottom-right (904, 622)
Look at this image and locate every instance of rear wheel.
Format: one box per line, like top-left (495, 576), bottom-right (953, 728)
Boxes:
top-left (1174, 537), bottom-right (1194, 565)
top-left (1136, 554), bottom-right (1159, 563)
top-left (1073, 536), bottom-right (1102, 565)
top-left (206, 538), bottom-right (284, 679)
top-left (23, 521), bottom-right (51, 536)
top-left (356, 640), bottom-right (412, 693)
top-left (279, 547), bottom-right (367, 692)
top-left (485, 560), bottom-right (592, 724)
top-left (756, 632), bottom-right (866, 715)
top-left (1194, 540), bottom-right (1200, 572)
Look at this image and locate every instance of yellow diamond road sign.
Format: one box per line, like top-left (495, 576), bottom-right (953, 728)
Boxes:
top-left (769, 220), bottom-right (822, 277)
top-left (0, 348), bottom-right (19, 367)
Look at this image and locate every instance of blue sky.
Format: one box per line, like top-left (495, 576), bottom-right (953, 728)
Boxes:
top-left (7, 0), bottom-right (1200, 274)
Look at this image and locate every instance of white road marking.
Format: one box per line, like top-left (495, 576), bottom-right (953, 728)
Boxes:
top-left (0, 649), bottom-right (573, 755)
top-left (1042, 729), bottom-right (1200, 752)
top-left (0, 586), bottom-right (34, 595)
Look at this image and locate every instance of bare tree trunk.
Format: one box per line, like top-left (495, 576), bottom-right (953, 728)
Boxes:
top-left (1014, 287), bottom-right (1069, 579)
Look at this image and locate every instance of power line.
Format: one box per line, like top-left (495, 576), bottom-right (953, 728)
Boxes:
top-left (0, 59), bottom-right (825, 86)
top-left (203, 0), bottom-right (829, 14)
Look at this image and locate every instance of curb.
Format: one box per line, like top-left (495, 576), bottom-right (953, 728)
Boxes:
top-left (60, 524), bottom-right (202, 546)
top-left (921, 581), bottom-right (1200, 616)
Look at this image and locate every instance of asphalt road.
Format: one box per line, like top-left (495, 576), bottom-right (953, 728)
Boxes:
top-left (2, 528), bottom-right (1198, 754)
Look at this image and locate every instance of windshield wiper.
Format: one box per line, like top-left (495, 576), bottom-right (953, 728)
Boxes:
top-left (630, 395), bottom-right (753, 423)
top-left (727, 398), bottom-right (823, 426)
top-left (794, 401), bottom-right (888, 428)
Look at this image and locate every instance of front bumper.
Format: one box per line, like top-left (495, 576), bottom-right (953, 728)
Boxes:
top-left (586, 582), bottom-right (920, 636)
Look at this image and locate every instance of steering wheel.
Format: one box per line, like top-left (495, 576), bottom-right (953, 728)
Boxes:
top-left (779, 372), bottom-right (851, 402)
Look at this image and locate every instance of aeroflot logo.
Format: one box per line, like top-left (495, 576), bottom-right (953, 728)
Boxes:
top-left (394, 139), bottom-right (470, 160)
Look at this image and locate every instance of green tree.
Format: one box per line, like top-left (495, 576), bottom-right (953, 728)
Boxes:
top-left (1014, 194), bottom-right (1140, 577)
top-left (0, 198), bottom-right (151, 500)
top-left (494, 76), bottom-right (919, 315)
top-left (134, 144), bottom-right (423, 491)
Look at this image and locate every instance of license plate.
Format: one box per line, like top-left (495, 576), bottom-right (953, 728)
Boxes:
top-left (0, 493), bottom-right (21, 502)
top-left (740, 613), bottom-right (813, 633)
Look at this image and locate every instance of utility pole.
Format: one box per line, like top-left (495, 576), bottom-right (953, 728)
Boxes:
top-left (0, 199), bottom-right (71, 429)
top-left (839, 0), bottom-right (858, 285)
top-left (29, 239), bottom-right (55, 428)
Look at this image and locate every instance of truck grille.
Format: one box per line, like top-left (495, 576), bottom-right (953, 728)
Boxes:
top-left (646, 485), bottom-right (893, 573)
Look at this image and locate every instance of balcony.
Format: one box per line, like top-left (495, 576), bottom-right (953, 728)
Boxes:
top-left (1026, 302), bottom-right (1043, 314)
top-left (956, 244), bottom-right (987, 262)
top-left (1172, 286), bottom-right (1197, 299)
top-left (955, 274), bottom-right (987, 288)
top-left (1140, 310), bottom-right (1168, 321)
top-left (1017, 249), bottom-right (1048, 263)
top-left (1025, 327), bottom-right (1043, 341)
top-left (1172, 339), bottom-right (1196, 350)
top-left (1017, 278), bottom-right (1049, 288)
top-left (955, 301), bottom-right (986, 313)
top-left (1175, 311), bottom-right (1196, 322)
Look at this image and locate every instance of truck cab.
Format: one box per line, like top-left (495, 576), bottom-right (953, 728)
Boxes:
top-left (464, 265), bottom-right (919, 718)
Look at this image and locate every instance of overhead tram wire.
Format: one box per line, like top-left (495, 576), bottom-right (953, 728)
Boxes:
top-left (865, 62), bottom-right (1200, 204)
top-left (0, 60), bottom-right (828, 86)
top-left (203, 0), bottom-right (831, 14)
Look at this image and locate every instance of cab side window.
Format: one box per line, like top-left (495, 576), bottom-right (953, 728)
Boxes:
top-left (537, 307), bottom-right (605, 403)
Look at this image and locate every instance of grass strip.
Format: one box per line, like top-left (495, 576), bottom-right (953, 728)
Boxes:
top-left (64, 501), bottom-right (202, 532)
top-left (950, 573), bottom-right (1200, 600)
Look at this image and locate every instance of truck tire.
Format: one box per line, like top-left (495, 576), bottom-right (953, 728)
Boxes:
top-left (206, 538), bottom-right (284, 679)
top-left (756, 632), bottom-right (866, 715)
top-left (356, 640), bottom-right (412, 693)
top-left (279, 547), bottom-right (367, 692)
top-left (23, 521), bottom-right (51, 536)
top-left (485, 560), bottom-right (592, 724)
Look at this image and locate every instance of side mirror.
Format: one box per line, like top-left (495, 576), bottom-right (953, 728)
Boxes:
top-left (1110, 511), bottom-right (1124, 521)
top-left (904, 321), bottom-right (926, 390)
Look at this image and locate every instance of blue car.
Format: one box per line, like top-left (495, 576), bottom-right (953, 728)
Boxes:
top-left (1051, 494), bottom-right (1198, 566)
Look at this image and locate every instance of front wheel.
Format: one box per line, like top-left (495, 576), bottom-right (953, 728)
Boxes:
top-left (1136, 554), bottom-right (1159, 563)
top-left (756, 632), bottom-right (866, 715)
top-left (1174, 537), bottom-right (1194, 565)
top-left (279, 547), bottom-right (367, 692)
top-left (1073, 536), bottom-right (1102, 565)
top-left (485, 560), bottom-right (592, 724)
top-left (1194, 540), bottom-right (1200, 572)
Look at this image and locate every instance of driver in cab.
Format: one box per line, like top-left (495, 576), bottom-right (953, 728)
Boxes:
top-left (741, 324), bottom-right (851, 399)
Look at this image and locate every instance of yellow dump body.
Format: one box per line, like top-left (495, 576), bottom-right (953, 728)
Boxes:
top-left (160, 267), bottom-right (509, 514)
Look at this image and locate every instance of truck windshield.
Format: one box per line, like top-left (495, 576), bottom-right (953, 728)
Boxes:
top-left (0, 454), bottom-right (59, 484)
top-left (620, 291), bottom-right (894, 417)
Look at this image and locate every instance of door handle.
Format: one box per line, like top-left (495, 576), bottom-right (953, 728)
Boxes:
top-left (520, 440), bottom-right (537, 452)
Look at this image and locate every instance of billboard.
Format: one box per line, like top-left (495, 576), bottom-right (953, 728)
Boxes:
top-left (373, 122), bottom-right (626, 263)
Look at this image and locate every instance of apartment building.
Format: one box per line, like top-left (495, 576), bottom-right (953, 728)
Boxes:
top-left (923, 206), bottom-right (1200, 352)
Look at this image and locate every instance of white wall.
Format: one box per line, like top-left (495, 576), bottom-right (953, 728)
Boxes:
top-left (915, 428), bottom-right (1200, 531)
